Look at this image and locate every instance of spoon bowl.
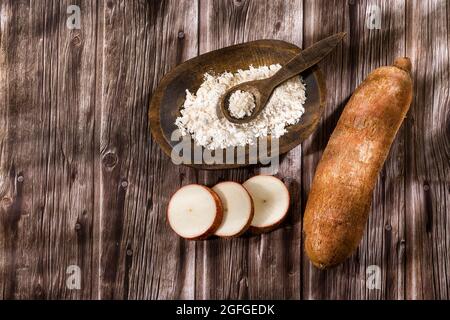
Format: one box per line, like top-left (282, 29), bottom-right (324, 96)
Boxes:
top-left (219, 80), bottom-right (270, 123)
top-left (149, 39), bottom-right (327, 169)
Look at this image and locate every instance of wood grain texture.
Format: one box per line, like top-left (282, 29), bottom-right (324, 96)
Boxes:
top-left (0, 0), bottom-right (449, 300)
top-left (0, 0), bottom-right (98, 299)
top-left (97, 0), bottom-right (198, 299)
top-left (405, 0), bottom-right (450, 299)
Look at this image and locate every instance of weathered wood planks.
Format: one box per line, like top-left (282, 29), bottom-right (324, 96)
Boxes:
top-left (98, 0), bottom-right (198, 299)
top-left (404, 0), bottom-right (450, 299)
top-left (0, 0), bottom-right (99, 299)
top-left (0, 0), bottom-right (448, 299)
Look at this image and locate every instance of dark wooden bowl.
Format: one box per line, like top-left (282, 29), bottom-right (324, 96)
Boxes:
top-left (149, 39), bottom-right (326, 170)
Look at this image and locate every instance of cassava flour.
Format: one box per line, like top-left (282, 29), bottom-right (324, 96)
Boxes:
top-left (228, 90), bottom-right (256, 119)
top-left (175, 64), bottom-right (307, 150)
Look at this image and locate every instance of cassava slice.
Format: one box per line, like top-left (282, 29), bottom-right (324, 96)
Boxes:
top-left (167, 184), bottom-right (223, 240)
top-left (243, 175), bottom-right (290, 233)
top-left (303, 57), bottom-right (413, 269)
top-left (212, 181), bottom-right (254, 238)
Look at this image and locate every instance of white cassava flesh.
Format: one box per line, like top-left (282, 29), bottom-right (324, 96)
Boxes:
top-left (167, 184), bottom-right (223, 240)
top-left (212, 182), bottom-right (254, 238)
top-left (243, 175), bottom-right (290, 232)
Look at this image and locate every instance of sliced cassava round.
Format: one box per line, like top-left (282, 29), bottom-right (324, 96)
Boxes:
top-left (212, 181), bottom-right (254, 238)
top-left (243, 175), bottom-right (290, 233)
top-left (303, 57), bottom-right (413, 269)
top-left (167, 184), bottom-right (223, 240)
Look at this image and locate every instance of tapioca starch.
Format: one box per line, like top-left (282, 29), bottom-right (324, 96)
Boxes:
top-left (175, 64), bottom-right (307, 150)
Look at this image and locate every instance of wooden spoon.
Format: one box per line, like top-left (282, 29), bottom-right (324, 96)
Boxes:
top-left (219, 32), bottom-right (346, 124)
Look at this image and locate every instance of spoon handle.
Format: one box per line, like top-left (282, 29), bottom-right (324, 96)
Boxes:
top-left (268, 32), bottom-right (346, 88)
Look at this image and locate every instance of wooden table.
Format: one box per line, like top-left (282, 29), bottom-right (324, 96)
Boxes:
top-left (0, 0), bottom-right (448, 300)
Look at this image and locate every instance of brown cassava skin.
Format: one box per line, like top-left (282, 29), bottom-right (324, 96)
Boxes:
top-left (303, 57), bottom-right (413, 269)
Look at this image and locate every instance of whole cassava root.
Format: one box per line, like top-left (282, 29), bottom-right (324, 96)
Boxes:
top-left (303, 57), bottom-right (413, 269)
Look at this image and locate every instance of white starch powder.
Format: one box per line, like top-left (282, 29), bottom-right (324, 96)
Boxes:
top-left (175, 64), bottom-right (307, 150)
top-left (228, 90), bottom-right (256, 119)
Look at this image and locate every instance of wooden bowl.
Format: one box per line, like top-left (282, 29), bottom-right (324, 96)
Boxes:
top-left (149, 40), bottom-right (326, 170)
